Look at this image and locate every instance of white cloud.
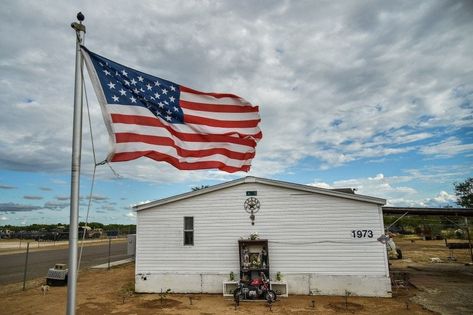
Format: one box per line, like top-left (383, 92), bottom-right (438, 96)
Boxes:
top-left (0, 1), bottom-right (471, 182)
top-left (308, 182), bottom-right (333, 189)
top-left (313, 171), bottom-right (464, 208)
top-left (387, 190), bottom-right (458, 208)
top-left (0, 215), bottom-right (8, 221)
top-left (427, 191), bottom-right (457, 207)
top-left (420, 137), bottom-right (473, 158)
top-left (433, 191), bottom-right (457, 203)
top-left (310, 173), bottom-right (419, 204)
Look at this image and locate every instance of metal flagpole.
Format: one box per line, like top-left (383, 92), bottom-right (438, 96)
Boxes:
top-left (68, 12), bottom-right (86, 315)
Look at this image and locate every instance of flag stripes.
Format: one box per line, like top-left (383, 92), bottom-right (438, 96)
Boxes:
top-left (82, 47), bottom-right (262, 173)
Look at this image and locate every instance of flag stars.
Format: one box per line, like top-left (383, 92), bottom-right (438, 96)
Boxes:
top-left (92, 56), bottom-right (182, 120)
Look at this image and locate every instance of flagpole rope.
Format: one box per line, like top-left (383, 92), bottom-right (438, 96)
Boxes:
top-left (77, 38), bottom-right (122, 273)
top-left (105, 161), bottom-right (121, 178)
top-left (77, 33), bottom-right (97, 274)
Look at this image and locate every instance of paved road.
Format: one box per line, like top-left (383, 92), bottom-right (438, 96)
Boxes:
top-left (0, 241), bottom-right (129, 285)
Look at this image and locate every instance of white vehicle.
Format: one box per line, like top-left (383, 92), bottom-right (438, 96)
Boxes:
top-left (46, 264), bottom-right (68, 285)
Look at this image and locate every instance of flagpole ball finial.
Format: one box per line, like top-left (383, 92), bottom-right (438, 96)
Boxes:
top-left (71, 12), bottom-right (86, 33)
top-left (77, 12), bottom-right (84, 22)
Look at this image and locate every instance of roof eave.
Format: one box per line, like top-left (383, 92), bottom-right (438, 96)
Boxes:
top-left (134, 176), bottom-right (386, 211)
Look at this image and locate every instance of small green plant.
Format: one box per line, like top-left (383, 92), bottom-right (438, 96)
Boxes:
top-left (159, 288), bottom-right (172, 305)
top-left (344, 290), bottom-right (352, 309)
top-left (120, 282), bottom-right (134, 304)
top-left (250, 232), bottom-right (259, 240)
top-left (276, 272), bottom-right (282, 281)
top-left (229, 271), bottom-right (235, 281)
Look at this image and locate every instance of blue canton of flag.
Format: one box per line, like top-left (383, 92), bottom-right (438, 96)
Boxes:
top-left (84, 47), bottom-right (184, 124)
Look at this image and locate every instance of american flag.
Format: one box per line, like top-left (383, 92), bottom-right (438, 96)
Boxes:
top-left (81, 47), bottom-right (262, 173)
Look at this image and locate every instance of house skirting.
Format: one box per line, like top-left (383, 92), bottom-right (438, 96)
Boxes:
top-left (135, 272), bottom-right (392, 297)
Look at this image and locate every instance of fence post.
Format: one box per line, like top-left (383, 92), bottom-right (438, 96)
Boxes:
top-left (22, 242), bottom-right (30, 291)
top-left (465, 217), bottom-right (473, 263)
top-left (108, 237), bottom-right (112, 270)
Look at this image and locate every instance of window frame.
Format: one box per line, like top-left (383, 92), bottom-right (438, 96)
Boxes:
top-left (183, 216), bottom-right (194, 246)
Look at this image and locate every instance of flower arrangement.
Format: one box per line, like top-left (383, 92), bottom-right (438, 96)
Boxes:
top-left (249, 232), bottom-right (259, 240)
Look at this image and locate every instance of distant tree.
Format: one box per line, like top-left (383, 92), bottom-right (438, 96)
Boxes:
top-left (191, 185), bottom-right (209, 191)
top-left (454, 178), bottom-right (473, 208)
top-left (88, 222), bottom-right (104, 229)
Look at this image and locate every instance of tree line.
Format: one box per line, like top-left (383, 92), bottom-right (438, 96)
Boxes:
top-left (0, 222), bottom-right (136, 234)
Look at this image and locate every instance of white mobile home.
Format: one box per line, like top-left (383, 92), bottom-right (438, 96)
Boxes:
top-left (134, 176), bottom-right (391, 297)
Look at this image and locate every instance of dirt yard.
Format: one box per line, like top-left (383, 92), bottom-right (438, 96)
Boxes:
top-left (0, 237), bottom-right (472, 315)
top-left (390, 237), bottom-right (473, 315)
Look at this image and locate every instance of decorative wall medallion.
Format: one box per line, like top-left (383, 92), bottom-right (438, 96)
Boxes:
top-left (244, 197), bottom-right (260, 225)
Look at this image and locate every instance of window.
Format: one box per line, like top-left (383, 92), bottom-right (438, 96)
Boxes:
top-left (184, 216), bottom-right (194, 246)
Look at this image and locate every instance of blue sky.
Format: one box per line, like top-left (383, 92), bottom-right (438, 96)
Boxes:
top-left (1, 1), bottom-right (472, 225)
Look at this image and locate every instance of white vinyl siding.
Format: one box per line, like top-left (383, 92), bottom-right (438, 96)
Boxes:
top-left (136, 183), bottom-right (387, 277)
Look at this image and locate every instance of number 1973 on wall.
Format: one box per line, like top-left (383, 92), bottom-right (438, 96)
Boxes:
top-left (351, 229), bottom-right (373, 238)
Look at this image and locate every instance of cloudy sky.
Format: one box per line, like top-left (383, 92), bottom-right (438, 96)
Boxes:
top-left (1, 1), bottom-right (472, 226)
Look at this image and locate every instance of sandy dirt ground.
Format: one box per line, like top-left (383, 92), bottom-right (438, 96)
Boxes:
top-left (390, 238), bottom-right (473, 315)
top-left (0, 262), bottom-right (432, 315)
top-left (0, 237), bottom-right (472, 315)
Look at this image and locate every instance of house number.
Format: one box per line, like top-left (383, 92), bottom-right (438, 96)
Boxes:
top-left (351, 230), bottom-right (373, 238)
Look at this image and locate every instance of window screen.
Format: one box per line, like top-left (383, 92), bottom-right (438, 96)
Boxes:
top-left (184, 216), bottom-right (194, 246)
